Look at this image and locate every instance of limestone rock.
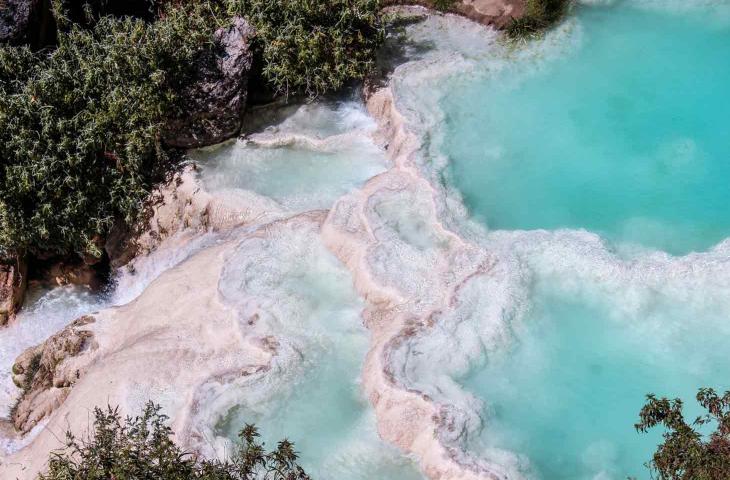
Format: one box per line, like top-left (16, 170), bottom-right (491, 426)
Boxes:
top-left (104, 218), bottom-right (139, 268)
top-left (11, 315), bottom-right (97, 433)
top-left (162, 17), bottom-right (254, 148)
top-left (44, 260), bottom-right (101, 288)
top-left (382, 0), bottom-right (525, 29)
top-left (0, 257), bottom-right (27, 326)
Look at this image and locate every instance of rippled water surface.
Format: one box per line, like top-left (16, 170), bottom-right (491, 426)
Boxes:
top-left (437, 2), bottom-right (730, 479)
top-left (463, 280), bottom-right (730, 479)
top-left (444, 2), bottom-right (730, 254)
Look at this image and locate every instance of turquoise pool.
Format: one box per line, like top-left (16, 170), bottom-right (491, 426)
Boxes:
top-left (437, 2), bottom-right (730, 478)
top-left (462, 280), bottom-right (730, 479)
top-left (443, 2), bottom-right (730, 254)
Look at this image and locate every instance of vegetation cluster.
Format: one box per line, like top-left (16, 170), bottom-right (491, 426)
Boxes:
top-left (40, 402), bottom-right (310, 480)
top-left (230, 0), bottom-right (384, 98)
top-left (507, 0), bottom-right (570, 38)
top-left (635, 388), bottom-right (730, 480)
top-left (0, 1), bottom-right (217, 260)
top-left (0, 0), bottom-right (384, 262)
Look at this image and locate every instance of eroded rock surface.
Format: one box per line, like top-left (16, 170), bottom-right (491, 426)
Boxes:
top-left (11, 315), bottom-right (96, 433)
top-left (0, 226), bottom-right (281, 478)
top-left (163, 17), bottom-right (254, 148)
top-left (0, 258), bottom-right (27, 326)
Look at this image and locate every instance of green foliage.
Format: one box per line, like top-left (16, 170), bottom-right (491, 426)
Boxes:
top-left (40, 401), bottom-right (310, 480)
top-left (432, 0), bottom-right (456, 12)
top-left (635, 388), bottom-right (730, 480)
top-left (0, 2), bottom-right (222, 259)
top-left (21, 351), bottom-right (42, 393)
top-left (228, 0), bottom-right (385, 98)
top-left (0, 0), bottom-right (385, 260)
top-left (506, 0), bottom-right (570, 38)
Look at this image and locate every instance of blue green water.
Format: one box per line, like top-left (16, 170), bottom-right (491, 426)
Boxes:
top-left (206, 110), bottom-right (421, 479)
top-left (463, 282), bottom-right (730, 479)
top-left (440, 2), bottom-right (730, 479)
top-left (444, 2), bottom-right (730, 254)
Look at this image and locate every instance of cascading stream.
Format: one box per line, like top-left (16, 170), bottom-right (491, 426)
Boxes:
top-left (2, 4), bottom-right (730, 480)
top-left (390, 2), bottom-right (730, 479)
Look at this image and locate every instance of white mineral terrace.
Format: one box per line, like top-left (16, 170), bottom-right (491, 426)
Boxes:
top-left (3, 5), bottom-right (730, 480)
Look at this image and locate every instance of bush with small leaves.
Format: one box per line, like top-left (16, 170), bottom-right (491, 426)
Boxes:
top-left (506, 0), bottom-right (570, 38)
top-left (634, 388), bottom-right (730, 480)
top-left (0, 1), bottom-right (225, 260)
top-left (432, 0), bottom-right (456, 12)
top-left (227, 0), bottom-right (385, 98)
top-left (40, 401), bottom-right (310, 480)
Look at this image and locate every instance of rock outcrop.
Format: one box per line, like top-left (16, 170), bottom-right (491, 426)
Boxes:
top-left (11, 315), bottom-right (97, 433)
top-left (162, 17), bottom-right (254, 149)
top-left (0, 257), bottom-right (27, 326)
top-left (0, 234), bottom-right (280, 478)
top-left (383, 0), bottom-right (525, 29)
top-left (104, 219), bottom-right (139, 269)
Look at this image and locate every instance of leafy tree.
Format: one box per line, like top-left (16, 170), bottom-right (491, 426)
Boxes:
top-left (635, 388), bottom-right (730, 480)
top-left (40, 401), bottom-right (310, 480)
top-left (228, 0), bottom-right (384, 98)
top-left (0, 1), bottom-right (223, 260)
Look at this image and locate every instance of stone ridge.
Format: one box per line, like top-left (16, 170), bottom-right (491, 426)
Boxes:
top-left (383, 0), bottom-right (526, 29)
top-left (11, 315), bottom-right (97, 433)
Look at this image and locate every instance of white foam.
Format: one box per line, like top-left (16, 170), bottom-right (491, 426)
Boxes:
top-left (192, 102), bottom-right (388, 214)
top-left (347, 8), bottom-right (730, 479)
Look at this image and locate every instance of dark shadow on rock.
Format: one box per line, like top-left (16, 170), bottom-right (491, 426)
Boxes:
top-left (162, 17), bottom-right (254, 149)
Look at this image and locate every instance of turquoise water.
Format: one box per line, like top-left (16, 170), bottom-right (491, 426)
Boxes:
top-left (207, 103), bottom-right (420, 480)
top-left (193, 102), bottom-right (387, 212)
top-left (444, 3), bottom-right (730, 254)
top-left (219, 347), bottom-right (421, 480)
top-left (215, 242), bottom-right (422, 480)
top-left (439, 2), bottom-right (730, 478)
top-left (463, 282), bottom-right (730, 479)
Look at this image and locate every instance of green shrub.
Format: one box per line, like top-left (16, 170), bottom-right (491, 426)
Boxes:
top-left (0, 2), bottom-right (222, 259)
top-left (635, 388), bottom-right (730, 480)
top-left (0, 0), bottom-right (385, 261)
top-left (432, 0), bottom-right (456, 12)
top-left (40, 401), bottom-right (310, 479)
top-left (228, 0), bottom-right (385, 98)
top-left (506, 0), bottom-right (570, 38)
